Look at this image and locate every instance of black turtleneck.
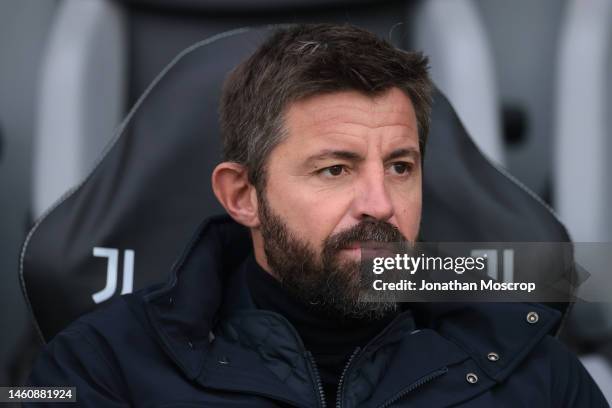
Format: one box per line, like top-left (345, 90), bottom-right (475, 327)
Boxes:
top-left (245, 253), bottom-right (399, 407)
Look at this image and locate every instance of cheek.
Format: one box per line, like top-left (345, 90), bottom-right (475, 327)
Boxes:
top-left (265, 176), bottom-right (350, 247)
top-left (391, 185), bottom-right (422, 241)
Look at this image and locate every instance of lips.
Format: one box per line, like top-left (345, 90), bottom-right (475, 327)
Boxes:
top-left (343, 241), bottom-right (393, 249)
top-left (341, 242), bottom-right (397, 257)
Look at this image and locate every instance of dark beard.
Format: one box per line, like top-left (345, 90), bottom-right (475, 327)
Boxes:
top-left (258, 191), bottom-right (409, 319)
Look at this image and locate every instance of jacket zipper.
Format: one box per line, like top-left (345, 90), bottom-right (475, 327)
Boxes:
top-left (376, 367), bottom-right (448, 408)
top-left (335, 346), bottom-right (362, 408)
top-left (295, 311), bottom-right (415, 408)
top-left (333, 312), bottom-right (415, 408)
top-left (305, 350), bottom-right (327, 408)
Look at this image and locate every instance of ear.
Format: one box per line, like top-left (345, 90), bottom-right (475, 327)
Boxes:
top-left (211, 162), bottom-right (260, 227)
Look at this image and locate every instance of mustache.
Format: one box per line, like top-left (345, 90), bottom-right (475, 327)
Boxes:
top-left (323, 219), bottom-right (408, 251)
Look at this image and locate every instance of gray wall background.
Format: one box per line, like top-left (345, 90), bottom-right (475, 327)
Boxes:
top-left (475, 0), bottom-right (567, 201)
top-left (0, 0), bottom-right (58, 385)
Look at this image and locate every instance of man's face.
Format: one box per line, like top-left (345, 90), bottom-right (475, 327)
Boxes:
top-left (256, 87), bottom-right (422, 317)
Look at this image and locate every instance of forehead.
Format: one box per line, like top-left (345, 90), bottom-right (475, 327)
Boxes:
top-left (282, 88), bottom-right (418, 146)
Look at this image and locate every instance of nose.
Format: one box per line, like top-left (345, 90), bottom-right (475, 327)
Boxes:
top-left (351, 165), bottom-right (394, 221)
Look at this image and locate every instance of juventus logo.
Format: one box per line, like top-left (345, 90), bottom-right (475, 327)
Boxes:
top-left (92, 247), bottom-right (135, 304)
top-left (470, 249), bottom-right (515, 282)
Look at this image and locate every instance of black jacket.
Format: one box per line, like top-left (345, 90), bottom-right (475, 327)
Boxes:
top-left (27, 215), bottom-right (608, 407)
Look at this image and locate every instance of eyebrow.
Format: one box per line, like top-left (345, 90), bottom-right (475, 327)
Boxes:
top-left (304, 150), bottom-right (362, 165)
top-left (384, 147), bottom-right (420, 162)
top-left (304, 147), bottom-right (420, 166)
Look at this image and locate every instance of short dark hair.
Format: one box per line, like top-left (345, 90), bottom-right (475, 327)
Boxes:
top-left (219, 23), bottom-right (433, 189)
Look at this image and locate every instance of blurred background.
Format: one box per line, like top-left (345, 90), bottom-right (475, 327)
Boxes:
top-left (0, 0), bottom-right (610, 402)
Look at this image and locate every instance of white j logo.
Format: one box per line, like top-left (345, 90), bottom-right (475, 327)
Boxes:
top-left (92, 247), bottom-right (135, 304)
top-left (470, 249), bottom-right (515, 283)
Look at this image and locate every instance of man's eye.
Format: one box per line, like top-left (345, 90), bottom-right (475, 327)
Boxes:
top-left (319, 165), bottom-right (347, 177)
top-left (390, 162), bottom-right (413, 175)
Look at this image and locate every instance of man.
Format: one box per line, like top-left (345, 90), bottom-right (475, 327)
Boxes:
top-left (28, 24), bottom-right (607, 407)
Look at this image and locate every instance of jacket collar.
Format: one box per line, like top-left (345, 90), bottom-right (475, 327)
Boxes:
top-left (140, 215), bottom-right (562, 385)
top-left (142, 215), bottom-right (250, 379)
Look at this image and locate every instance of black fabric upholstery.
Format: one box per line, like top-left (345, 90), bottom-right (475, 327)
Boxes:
top-left (122, 0), bottom-right (389, 14)
top-left (126, 0), bottom-right (411, 104)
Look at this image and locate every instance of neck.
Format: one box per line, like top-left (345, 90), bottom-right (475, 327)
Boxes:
top-left (245, 253), bottom-right (399, 353)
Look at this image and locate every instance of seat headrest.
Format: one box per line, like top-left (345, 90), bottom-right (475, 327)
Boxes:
top-left (121, 0), bottom-right (382, 13)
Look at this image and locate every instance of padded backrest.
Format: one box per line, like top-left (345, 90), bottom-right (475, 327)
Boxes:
top-left (21, 26), bottom-right (573, 342)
